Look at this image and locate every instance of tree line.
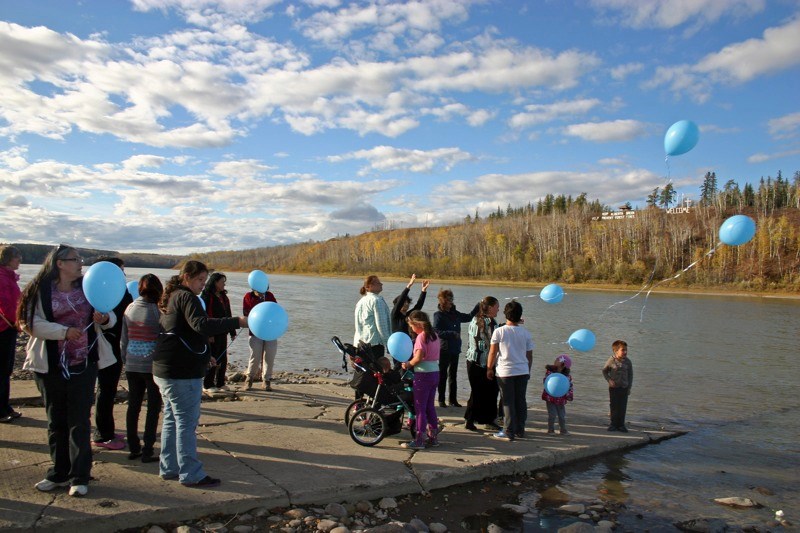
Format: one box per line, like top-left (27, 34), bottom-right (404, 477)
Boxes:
top-left (191, 171), bottom-right (799, 292)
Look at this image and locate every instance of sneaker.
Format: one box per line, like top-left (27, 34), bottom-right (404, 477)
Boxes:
top-left (449, 401), bottom-right (463, 408)
top-left (0, 414), bottom-right (13, 424)
top-left (94, 438), bottom-right (125, 450)
top-left (182, 475), bottom-right (221, 488)
top-left (400, 441), bottom-right (426, 450)
top-left (514, 432), bottom-right (525, 439)
top-left (35, 479), bottom-right (70, 492)
top-left (547, 429), bottom-right (555, 434)
top-left (438, 400), bottom-right (447, 408)
top-left (68, 485), bottom-right (88, 497)
top-left (491, 430), bottom-right (513, 441)
top-left (160, 473), bottom-right (179, 481)
top-left (141, 451), bottom-right (159, 463)
top-left (618, 426), bottom-right (629, 433)
top-left (128, 451), bottom-right (142, 460)
top-left (426, 437), bottom-right (441, 448)
top-left (607, 425), bottom-right (617, 431)
top-left (465, 421), bottom-right (478, 431)
top-left (264, 381), bottom-right (272, 391)
top-left (560, 430), bottom-right (570, 435)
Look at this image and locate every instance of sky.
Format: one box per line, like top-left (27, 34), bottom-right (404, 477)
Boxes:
top-left (1, 0), bottom-right (799, 255)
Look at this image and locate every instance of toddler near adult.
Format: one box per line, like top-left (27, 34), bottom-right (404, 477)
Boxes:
top-left (400, 310), bottom-right (440, 450)
top-left (486, 300), bottom-right (534, 441)
top-left (602, 339), bottom-right (633, 432)
top-left (542, 354), bottom-right (573, 435)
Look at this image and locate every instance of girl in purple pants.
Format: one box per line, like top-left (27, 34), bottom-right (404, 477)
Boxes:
top-left (401, 311), bottom-right (441, 450)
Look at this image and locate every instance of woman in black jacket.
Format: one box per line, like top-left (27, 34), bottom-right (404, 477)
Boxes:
top-left (200, 272), bottom-right (236, 390)
top-left (390, 274), bottom-right (429, 334)
top-left (152, 261), bottom-right (246, 488)
top-left (433, 288), bottom-right (478, 408)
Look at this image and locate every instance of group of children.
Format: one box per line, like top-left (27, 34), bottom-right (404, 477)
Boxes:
top-left (393, 301), bottom-right (634, 448)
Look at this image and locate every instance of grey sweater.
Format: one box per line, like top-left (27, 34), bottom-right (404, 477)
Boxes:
top-left (602, 356), bottom-right (633, 390)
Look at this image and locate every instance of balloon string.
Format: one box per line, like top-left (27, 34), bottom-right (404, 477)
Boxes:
top-left (224, 334), bottom-right (240, 353)
top-left (503, 293), bottom-right (541, 300)
top-left (639, 242), bottom-right (723, 322)
top-left (595, 264), bottom-right (657, 323)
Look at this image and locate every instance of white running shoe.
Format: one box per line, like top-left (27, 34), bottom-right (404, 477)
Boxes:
top-left (35, 479), bottom-right (70, 492)
top-left (69, 485), bottom-right (88, 497)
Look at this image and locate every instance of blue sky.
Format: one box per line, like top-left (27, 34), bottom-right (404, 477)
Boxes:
top-left (1, 0), bottom-right (798, 254)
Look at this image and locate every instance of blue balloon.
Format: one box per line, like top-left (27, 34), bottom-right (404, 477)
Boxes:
top-left (544, 373), bottom-right (570, 398)
top-left (248, 270), bottom-right (269, 293)
top-left (82, 261), bottom-right (126, 313)
top-left (540, 283), bottom-right (564, 304)
top-left (719, 215), bottom-right (756, 246)
top-left (387, 332), bottom-right (413, 362)
top-left (664, 120), bottom-right (700, 156)
top-left (248, 301), bottom-right (288, 341)
top-left (126, 280), bottom-right (138, 297)
top-left (568, 328), bottom-right (596, 352)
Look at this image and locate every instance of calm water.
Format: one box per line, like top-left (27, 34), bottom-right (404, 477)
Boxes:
top-left (17, 265), bottom-right (800, 528)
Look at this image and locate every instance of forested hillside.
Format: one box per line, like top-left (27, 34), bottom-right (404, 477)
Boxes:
top-left (192, 172), bottom-right (800, 291)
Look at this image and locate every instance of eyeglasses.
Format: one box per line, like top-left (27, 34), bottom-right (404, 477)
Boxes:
top-left (61, 257), bottom-right (84, 264)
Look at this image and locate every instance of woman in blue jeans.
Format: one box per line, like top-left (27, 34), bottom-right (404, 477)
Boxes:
top-left (152, 261), bottom-right (246, 488)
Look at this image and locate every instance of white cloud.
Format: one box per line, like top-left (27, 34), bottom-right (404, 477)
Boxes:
top-left (509, 98), bottom-right (601, 129)
top-left (328, 145), bottom-right (474, 175)
top-left (589, 0), bottom-right (765, 29)
top-left (767, 112), bottom-right (800, 139)
top-left (646, 17), bottom-right (800, 102)
top-left (563, 119), bottom-right (650, 142)
top-left (610, 62), bottom-right (643, 81)
top-left (747, 149), bottom-right (800, 164)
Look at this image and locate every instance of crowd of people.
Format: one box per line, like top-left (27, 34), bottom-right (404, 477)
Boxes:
top-left (353, 273), bottom-right (633, 448)
top-left (1, 246), bottom-right (634, 495)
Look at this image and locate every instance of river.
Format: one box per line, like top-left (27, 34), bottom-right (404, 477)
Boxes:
top-left (16, 265), bottom-right (800, 530)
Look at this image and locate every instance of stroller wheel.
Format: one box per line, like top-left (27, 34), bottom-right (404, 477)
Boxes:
top-left (345, 399), bottom-right (368, 426)
top-left (348, 407), bottom-right (387, 446)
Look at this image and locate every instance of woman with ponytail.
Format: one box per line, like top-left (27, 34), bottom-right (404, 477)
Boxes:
top-left (152, 261), bottom-right (247, 488)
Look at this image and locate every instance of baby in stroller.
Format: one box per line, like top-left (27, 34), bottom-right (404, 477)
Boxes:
top-left (331, 336), bottom-right (416, 446)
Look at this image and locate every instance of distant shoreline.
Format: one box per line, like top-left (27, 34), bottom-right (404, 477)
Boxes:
top-left (263, 271), bottom-right (800, 300)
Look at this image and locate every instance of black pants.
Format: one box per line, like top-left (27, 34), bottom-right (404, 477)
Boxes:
top-left (437, 350), bottom-right (459, 403)
top-left (204, 335), bottom-right (228, 388)
top-left (126, 371), bottom-right (163, 455)
top-left (34, 363), bottom-right (97, 485)
top-left (609, 387), bottom-right (629, 428)
top-left (0, 328), bottom-right (17, 416)
top-left (497, 374), bottom-right (529, 436)
top-left (464, 361), bottom-right (499, 424)
top-left (94, 359), bottom-right (121, 442)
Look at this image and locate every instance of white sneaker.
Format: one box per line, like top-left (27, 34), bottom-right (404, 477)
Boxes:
top-left (35, 479), bottom-right (70, 492)
top-left (69, 485), bottom-right (88, 497)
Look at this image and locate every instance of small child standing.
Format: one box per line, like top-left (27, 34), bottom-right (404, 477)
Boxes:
top-left (542, 354), bottom-right (573, 435)
top-left (401, 310), bottom-right (441, 450)
top-left (486, 300), bottom-right (534, 441)
top-left (602, 340), bottom-right (633, 432)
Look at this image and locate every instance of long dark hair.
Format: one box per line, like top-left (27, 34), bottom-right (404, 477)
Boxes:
top-left (201, 272), bottom-right (227, 299)
top-left (406, 310), bottom-right (437, 341)
top-left (17, 244), bottom-right (78, 329)
top-left (475, 296), bottom-right (499, 338)
top-left (159, 260), bottom-right (207, 313)
top-left (138, 274), bottom-right (164, 304)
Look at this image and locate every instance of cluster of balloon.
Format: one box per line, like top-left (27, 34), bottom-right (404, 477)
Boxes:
top-left (248, 301), bottom-right (288, 341)
top-left (126, 280), bottom-right (138, 297)
top-left (664, 120), bottom-right (700, 157)
top-left (387, 332), bottom-right (413, 362)
top-left (539, 283), bottom-right (564, 304)
top-left (248, 270), bottom-right (269, 293)
top-left (719, 215), bottom-right (756, 246)
top-left (544, 373), bottom-right (570, 398)
top-left (568, 328), bottom-right (596, 352)
top-left (82, 261), bottom-right (127, 313)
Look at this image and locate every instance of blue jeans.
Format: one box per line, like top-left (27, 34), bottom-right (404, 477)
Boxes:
top-left (497, 374), bottom-right (529, 436)
top-left (154, 377), bottom-right (206, 484)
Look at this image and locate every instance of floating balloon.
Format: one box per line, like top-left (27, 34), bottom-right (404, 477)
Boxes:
top-left (539, 283), bottom-right (564, 304)
top-left (544, 373), bottom-right (570, 398)
top-left (82, 261), bottom-right (126, 313)
top-left (126, 280), bottom-right (139, 297)
top-left (664, 120), bottom-right (700, 156)
top-left (198, 295), bottom-right (206, 312)
top-left (719, 215), bottom-right (756, 246)
top-left (387, 332), bottom-right (413, 362)
top-left (568, 328), bottom-right (596, 352)
top-left (248, 301), bottom-right (288, 341)
top-left (248, 270), bottom-right (269, 293)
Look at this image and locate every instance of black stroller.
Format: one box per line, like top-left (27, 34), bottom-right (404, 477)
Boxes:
top-left (331, 336), bottom-right (416, 446)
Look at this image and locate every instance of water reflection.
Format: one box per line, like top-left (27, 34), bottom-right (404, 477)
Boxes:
top-left (597, 455), bottom-right (630, 503)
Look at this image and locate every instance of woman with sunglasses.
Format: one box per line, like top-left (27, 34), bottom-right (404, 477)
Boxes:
top-left (17, 244), bottom-right (116, 497)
